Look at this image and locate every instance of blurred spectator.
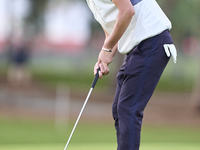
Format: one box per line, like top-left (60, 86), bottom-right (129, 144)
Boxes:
top-left (7, 38), bottom-right (31, 87)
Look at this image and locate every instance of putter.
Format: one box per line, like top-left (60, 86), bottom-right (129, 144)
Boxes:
top-left (64, 68), bottom-right (100, 150)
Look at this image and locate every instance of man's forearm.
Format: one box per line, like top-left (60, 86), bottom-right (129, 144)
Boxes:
top-left (103, 0), bottom-right (135, 50)
top-left (111, 43), bottom-right (118, 57)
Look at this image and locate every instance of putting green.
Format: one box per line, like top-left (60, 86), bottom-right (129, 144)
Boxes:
top-left (1, 143), bottom-right (200, 150)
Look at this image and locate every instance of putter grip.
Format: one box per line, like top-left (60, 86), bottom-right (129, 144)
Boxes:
top-left (91, 68), bottom-right (100, 88)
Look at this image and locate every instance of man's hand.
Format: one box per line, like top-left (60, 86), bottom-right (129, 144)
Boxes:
top-left (94, 49), bottom-right (113, 78)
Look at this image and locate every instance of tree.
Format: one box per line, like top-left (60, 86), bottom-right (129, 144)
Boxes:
top-left (24, 0), bottom-right (48, 38)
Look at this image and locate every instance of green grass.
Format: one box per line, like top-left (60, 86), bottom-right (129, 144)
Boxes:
top-left (141, 126), bottom-right (200, 143)
top-left (1, 143), bottom-right (200, 150)
top-left (0, 117), bottom-right (200, 149)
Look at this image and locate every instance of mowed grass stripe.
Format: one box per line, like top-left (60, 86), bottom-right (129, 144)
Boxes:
top-left (0, 143), bottom-right (200, 150)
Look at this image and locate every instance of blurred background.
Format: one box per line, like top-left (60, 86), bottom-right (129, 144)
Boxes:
top-left (0, 0), bottom-right (200, 149)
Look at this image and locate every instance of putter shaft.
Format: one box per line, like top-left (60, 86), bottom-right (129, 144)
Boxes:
top-left (64, 88), bottom-right (93, 150)
top-left (64, 68), bottom-right (100, 150)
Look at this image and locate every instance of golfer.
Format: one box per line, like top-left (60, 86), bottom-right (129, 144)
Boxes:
top-left (86, 0), bottom-right (177, 149)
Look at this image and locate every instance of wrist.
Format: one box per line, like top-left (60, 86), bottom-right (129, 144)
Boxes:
top-left (102, 47), bottom-right (112, 52)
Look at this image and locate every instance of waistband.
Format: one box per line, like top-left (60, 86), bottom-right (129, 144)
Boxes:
top-left (127, 29), bottom-right (171, 56)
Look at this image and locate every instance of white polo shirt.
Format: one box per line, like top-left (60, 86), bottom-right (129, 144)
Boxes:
top-left (86, 0), bottom-right (172, 54)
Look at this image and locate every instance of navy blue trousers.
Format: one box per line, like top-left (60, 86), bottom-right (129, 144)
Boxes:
top-left (112, 30), bottom-right (173, 150)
